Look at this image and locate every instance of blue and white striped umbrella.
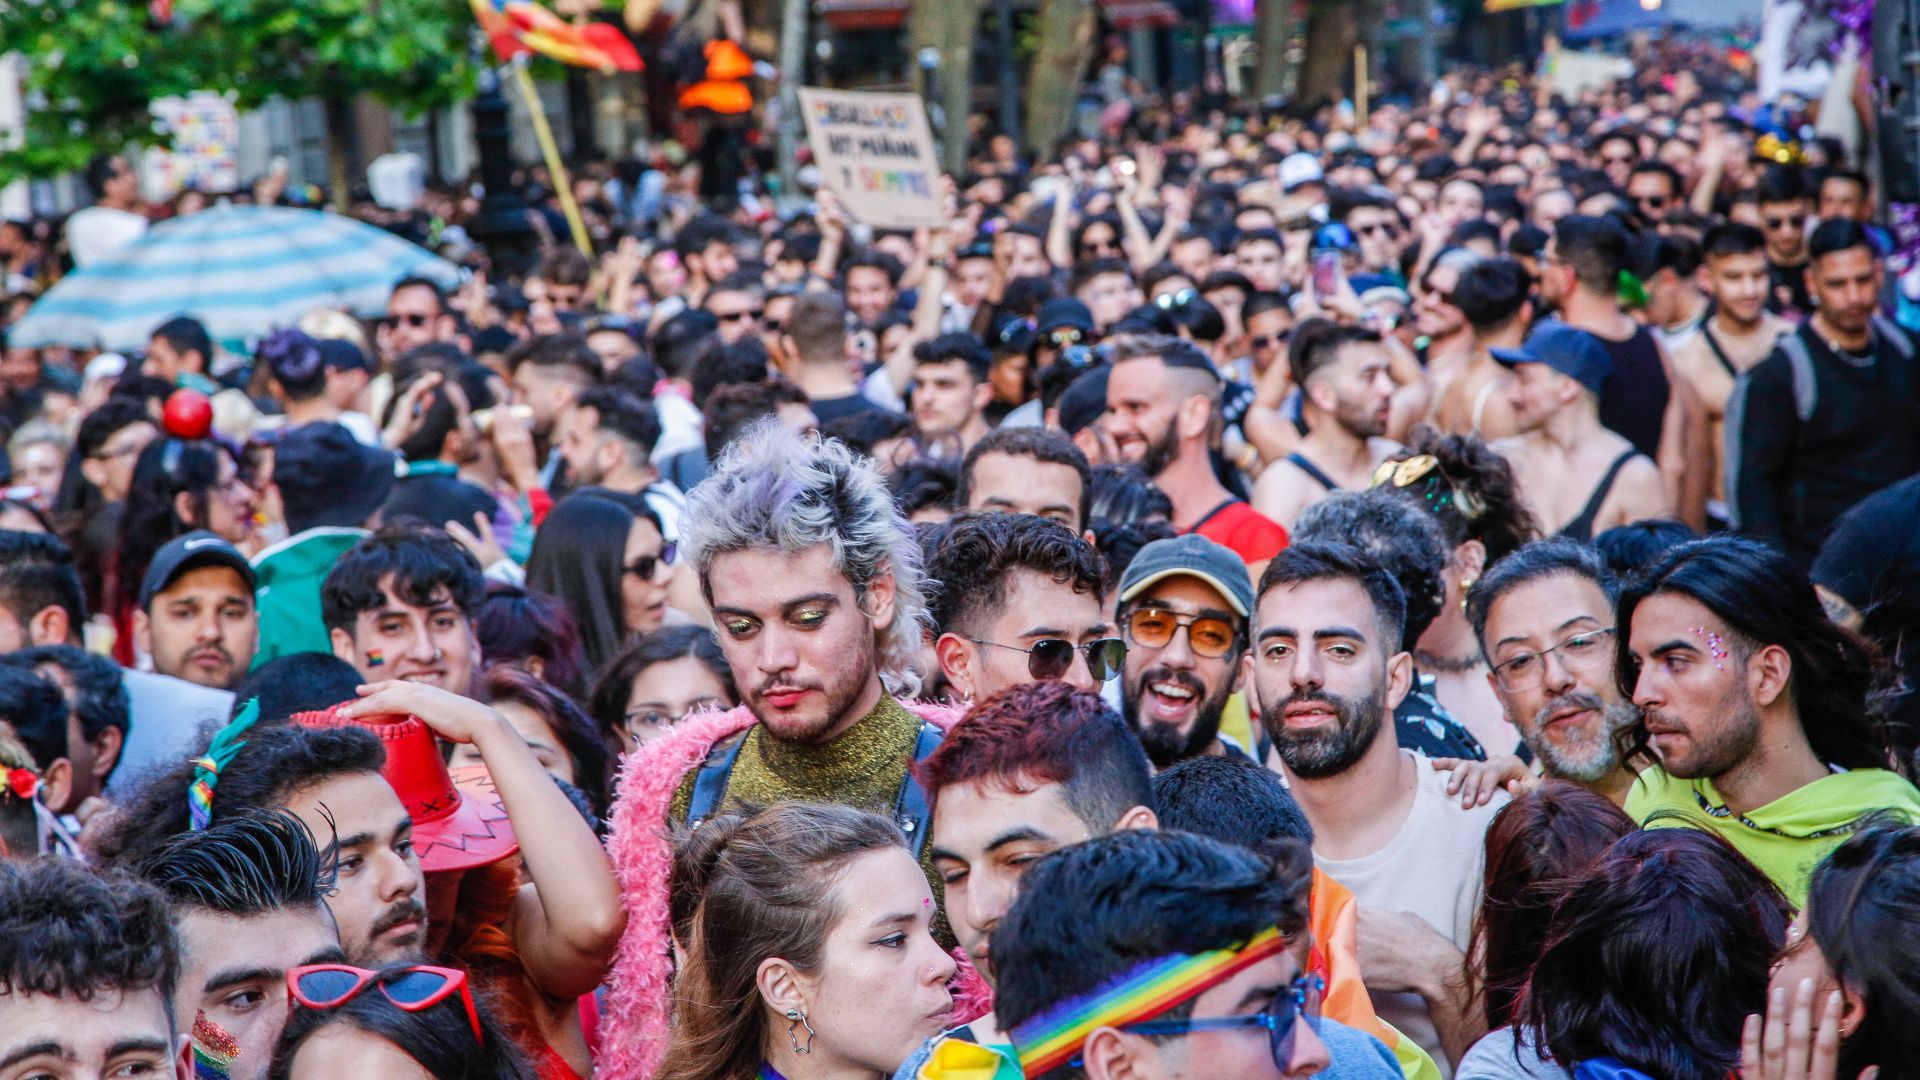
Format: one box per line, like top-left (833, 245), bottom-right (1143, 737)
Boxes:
top-left (9, 204), bottom-right (461, 353)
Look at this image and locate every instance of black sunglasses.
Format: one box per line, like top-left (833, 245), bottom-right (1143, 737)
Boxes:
top-left (968, 636), bottom-right (1127, 683)
top-left (384, 312), bottom-right (431, 328)
top-left (715, 309), bottom-right (762, 323)
top-left (623, 542), bottom-right (678, 582)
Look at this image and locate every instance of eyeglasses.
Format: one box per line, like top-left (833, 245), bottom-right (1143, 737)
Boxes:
top-left (968, 637), bottom-right (1127, 683)
top-left (1124, 974), bottom-right (1325, 1071)
top-left (384, 312), bottom-right (432, 328)
top-left (1124, 607), bottom-right (1239, 658)
top-left (1250, 332), bottom-right (1289, 350)
top-left (623, 542), bottom-right (678, 582)
top-left (715, 309), bottom-right (762, 323)
top-left (1490, 627), bottom-right (1616, 693)
top-left (1154, 288), bottom-right (1198, 311)
top-left (1765, 214), bottom-right (1808, 232)
top-left (1636, 194), bottom-right (1669, 210)
top-left (1044, 328), bottom-right (1085, 349)
top-left (623, 696), bottom-right (722, 734)
top-left (288, 964), bottom-right (482, 1045)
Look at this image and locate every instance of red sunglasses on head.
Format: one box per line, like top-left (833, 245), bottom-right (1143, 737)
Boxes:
top-left (287, 964), bottom-right (483, 1045)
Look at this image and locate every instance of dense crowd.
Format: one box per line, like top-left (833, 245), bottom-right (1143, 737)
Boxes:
top-left (0, 39), bottom-right (1918, 1080)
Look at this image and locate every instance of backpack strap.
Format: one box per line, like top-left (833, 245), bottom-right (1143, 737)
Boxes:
top-left (684, 730), bottom-right (751, 829)
top-left (1777, 331), bottom-right (1819, 424)
top-left (1873, 314), bottom-right (1916, 361)
top-left (891, 722), bottom-right (945, 858)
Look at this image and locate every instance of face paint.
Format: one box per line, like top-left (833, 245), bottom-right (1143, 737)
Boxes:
top-left (366, 648), bottom-right (386, 668)
top-left (192, 1010), bottom-right (239, 1079)
top-left (1691, 626), bottom-right (1729, 670)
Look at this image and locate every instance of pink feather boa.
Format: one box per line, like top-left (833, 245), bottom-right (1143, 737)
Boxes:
top-left (597, 700), bottom-right (992, 1079)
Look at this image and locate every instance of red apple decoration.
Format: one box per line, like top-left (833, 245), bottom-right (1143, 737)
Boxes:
top-left (163, 389), bottom-right (214, 440)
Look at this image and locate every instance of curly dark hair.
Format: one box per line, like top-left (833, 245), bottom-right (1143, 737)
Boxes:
top-left (321, 524), bottom-right (486, 635)
top-left (1379, 426), bottom-right (1540, 563)
top-left (922, 511), bottom-right (1104, 638)
top-left (0, 858), bottom-right (178, 1014)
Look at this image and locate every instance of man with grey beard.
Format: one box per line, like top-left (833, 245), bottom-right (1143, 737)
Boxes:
top-left (1462, 539), bottom-right (1640, 806)
top-left (1245, 542), bottom-right (1498, 1070)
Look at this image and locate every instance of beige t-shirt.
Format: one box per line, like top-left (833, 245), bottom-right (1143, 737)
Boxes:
top-left (1316, 752), bottom-right (1507, 1079)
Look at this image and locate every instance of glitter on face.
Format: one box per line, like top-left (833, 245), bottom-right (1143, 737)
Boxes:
top-left (1691, 626), bottom-right (1729, 670)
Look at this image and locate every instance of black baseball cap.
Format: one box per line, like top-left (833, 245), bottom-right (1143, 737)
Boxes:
top-left (140, 531), bottom-right (256, 611)
top-left (1035, 298), bottom-right (1097, 337)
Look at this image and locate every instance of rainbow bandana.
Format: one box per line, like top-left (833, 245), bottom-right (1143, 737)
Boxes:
top-left (1007, 925), bottom-right (1288, 1077)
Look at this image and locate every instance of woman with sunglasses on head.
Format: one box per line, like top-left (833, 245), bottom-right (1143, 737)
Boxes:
top-left (1741, 814), bottom-right (1920, 1080)
top-left (590, 625), bottom-right (739, 754)
top-left (272, 963), bottom-right (536, 1080)
top-left (527, 490), bottom-right (676, 676)
top-left (661, 801), bottom-right (955, 1080)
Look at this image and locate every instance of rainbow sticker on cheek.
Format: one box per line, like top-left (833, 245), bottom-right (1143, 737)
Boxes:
top-left (192, 1010), bottom-right (239, 1079)
top-left (1690, 627), bottom-right (1729, 670)
top-left (366, 649), bottom-right (386, 668)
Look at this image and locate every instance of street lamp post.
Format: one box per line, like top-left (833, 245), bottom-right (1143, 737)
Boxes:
top-left (467, 59), bottom-right (540, 281)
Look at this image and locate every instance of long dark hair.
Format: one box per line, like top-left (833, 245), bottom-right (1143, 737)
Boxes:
top-left (525, 493), bottom-right (646, 675)
top-left (112, 437), bottom-right (233, 620)
top-left (1521, 828), bottom-right (1791, 1080)
top-left (1614, 537), bottom-right (1897, 773)
top-left (269, 965), bottom-right (535, 1080)
top-left (1803, 813), bottom-right (1920, 1080)
top-left (1472, 782), bottom-right (1634, 1029)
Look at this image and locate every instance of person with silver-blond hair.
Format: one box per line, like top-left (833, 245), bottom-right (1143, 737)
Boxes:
top-left (596, 420), bottom-right (977, 1078)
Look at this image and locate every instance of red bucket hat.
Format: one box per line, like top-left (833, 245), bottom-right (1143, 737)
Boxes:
top-left (291, 705), bottom-right (518, 873)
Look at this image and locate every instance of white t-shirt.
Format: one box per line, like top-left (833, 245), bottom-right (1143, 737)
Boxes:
top-left (65, 206), bottom-right (149, 266)
top-left (1314, 752), bottom-right (1507, 1079)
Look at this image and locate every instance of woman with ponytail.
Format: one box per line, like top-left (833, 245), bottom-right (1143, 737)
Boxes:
top-left (663, 802), bottom-right (956, 1080)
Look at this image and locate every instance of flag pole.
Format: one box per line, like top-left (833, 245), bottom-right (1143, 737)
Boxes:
top-left (509, 56), bottom-right (595, 258)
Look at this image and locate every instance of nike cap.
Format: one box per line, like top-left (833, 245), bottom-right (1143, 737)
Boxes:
top-left (140, 530), bottom-right (257, 612)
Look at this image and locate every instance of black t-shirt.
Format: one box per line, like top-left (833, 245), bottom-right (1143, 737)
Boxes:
top-left (809, 393), bottom-right (896, 425)
top-left (1596, 324), bottom-right (1670, 459)
top-left (1769, 258), bottom-right (1812, 319)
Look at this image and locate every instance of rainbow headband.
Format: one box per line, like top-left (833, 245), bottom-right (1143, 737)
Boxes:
top-left (1007, 926), bottom-right (1287, 1077)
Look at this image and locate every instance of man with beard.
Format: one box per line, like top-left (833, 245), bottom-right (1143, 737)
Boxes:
top-left (1106, 335), bottom-right (1287, 572)
top-left (1245, 542), bottom-right (1499, 1069)
top-left (138, 811), bottom-right (345, 1080)
top-left (1462, 540), bottom-right (1639, 805)
top-left (926, 512), bottom-right (1117, 702)
top-left (1620, 536), bottom-right (1920, 908)
top-left (1116, 534), bottom-right (1253, 767)
top-left (97, 722), bottom-right (429, 968)
top-left (1727, 220), bottom-right (1920, 567)
top-left (1252, 319), bottom-right (1402, 531)
top-left (597, 422), bottom-right (970, 1079)
top-left (133, 531), bottom-right (258, 691)
top-left (1668, 223), bottom-right (1788, 531)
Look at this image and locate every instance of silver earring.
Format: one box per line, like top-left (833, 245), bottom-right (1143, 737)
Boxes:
top-left (786, 1008), bottom-right (816, 1054)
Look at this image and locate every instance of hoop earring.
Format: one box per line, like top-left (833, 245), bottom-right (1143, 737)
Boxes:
top-left (785, 1008), bottom-right (816, 1055)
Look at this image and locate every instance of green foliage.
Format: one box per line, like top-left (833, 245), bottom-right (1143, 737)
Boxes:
top-left (0, 0), bottom-right (479, 184)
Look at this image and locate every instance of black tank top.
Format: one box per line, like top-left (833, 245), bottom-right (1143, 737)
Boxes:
top-left (1596, 325), bottom-right (1669, 459)
top-left (1557, 448), bottom-right (1641, 542)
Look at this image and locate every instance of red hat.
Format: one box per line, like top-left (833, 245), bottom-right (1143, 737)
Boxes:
top-left (290, 706), bottom-right (518, 873)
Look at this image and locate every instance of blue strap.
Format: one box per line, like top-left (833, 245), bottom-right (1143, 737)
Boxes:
top-left (892, 722), bottom-right (944, 857)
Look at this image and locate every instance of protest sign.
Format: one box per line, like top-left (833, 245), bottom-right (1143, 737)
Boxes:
top-left (798, 87), bottom-right (944, 229)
